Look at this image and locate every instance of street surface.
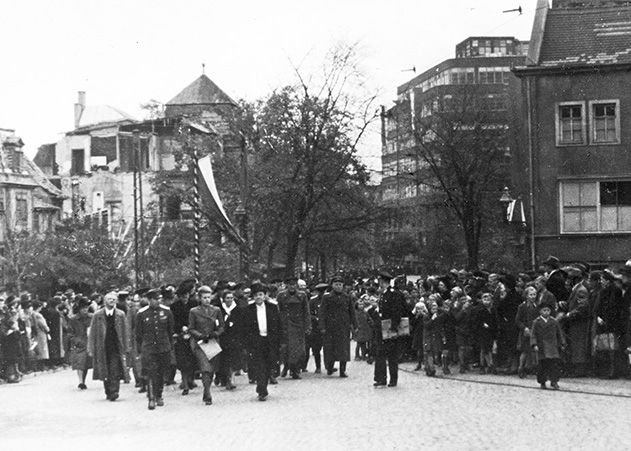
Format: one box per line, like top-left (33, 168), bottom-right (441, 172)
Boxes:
top-left (2, 353), bottom-right (631, 450)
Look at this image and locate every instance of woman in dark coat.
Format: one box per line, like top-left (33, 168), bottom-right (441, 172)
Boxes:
top-left (42, 297), bottom-right (65, 366)
top-left (422, 299), bottom-right (442, 377)
top-left (439, 300), bottom-right (457, 375)
top-left (68, 297), bottom-right (93, 389)
top-left (1, 304), bottom-right (23, 383)
top-left (496, 277), bottom-right (521, 373)
top-left (453, 295), bottom-right (474, 373)
top-left (218, 290), bottom-right (243, 390)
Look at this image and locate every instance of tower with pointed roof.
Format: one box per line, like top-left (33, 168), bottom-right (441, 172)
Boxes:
top-left (165, 74), bottom-right (237, 120)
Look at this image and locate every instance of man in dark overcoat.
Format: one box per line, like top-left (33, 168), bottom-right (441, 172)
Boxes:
top-left (243, 283), bottom-right (284, 401)
top-left (319, 276), bottom-right (357, 377)
top-left (277, 277), bottom-right (310, 379)
top-left (169, 279), bottom-right (198, 395)
top-left (87, 291), bottom-right (130, 401)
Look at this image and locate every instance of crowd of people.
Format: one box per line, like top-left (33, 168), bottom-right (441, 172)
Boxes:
top-left (1, 254), bottom-right (630, 408)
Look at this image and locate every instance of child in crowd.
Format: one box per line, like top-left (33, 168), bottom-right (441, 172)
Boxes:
top-left (453, 294), bottom-right (473, 373)
top-left (531, 301), bottom-right (566, 390)
top-left (474, 291), bottom-right (498, 374)
top-left (515, 285), bottom-right (539, 378)
top-left (422, 299), bottom-right (442, 377)
top-left (439, 300), bottom-right (456, 375)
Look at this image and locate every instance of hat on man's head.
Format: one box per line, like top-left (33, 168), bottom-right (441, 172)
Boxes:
top-left (250, 283), bottom-right (268, 295)
top-left (575, 262), bottom-right (590, 275)
top-left (284, 276), bottom-right (298, 283)
top-left (543, 255), bottom-right (561, 269)
top-left (378, 271), bottom-right (393, 281)
top-left (135, 287), bottom-right (150, 297)
top-left (330, 275), bottom-right (344, 284)
top-left (145, 289), bottom-right (161, 300)
top-left (563, 266), bottom-right (582, 279)
top-left (176, 279), bottom-right (197, 296)
top-left (76, 296), bottom-right (91, 310)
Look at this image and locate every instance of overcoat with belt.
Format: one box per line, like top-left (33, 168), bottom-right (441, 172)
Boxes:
top-left (277, 290), bottom-right (310, 366)
top-left (319, 290), bottom-right (357, 362)
top-left (87, 308), bottom-right (130, 382)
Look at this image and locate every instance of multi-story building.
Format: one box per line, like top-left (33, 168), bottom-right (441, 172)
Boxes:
top-left (0, 128), bottom-right (63, 242)
top-left (380, 36), bottom-right (528, 270)
top-left (513, 0), bottom-right (631, 266)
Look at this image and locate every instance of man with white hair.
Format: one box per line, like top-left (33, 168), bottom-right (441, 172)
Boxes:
top-left (87, 291), bottom-right (130, 401)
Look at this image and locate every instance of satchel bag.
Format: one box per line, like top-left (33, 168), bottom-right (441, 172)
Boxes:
top-left (593, 333), bottom-right (619, 352)
top-left (194, 338), bottom-right (222, 360)
top-left (381, 317), bottom-right (410, 340)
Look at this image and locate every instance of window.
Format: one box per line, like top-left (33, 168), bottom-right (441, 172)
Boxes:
top-left (15, 192), bottom-right (28, 229)
top-left (561, 180), bottom-right (631, 233)
top-left (590, 100), bottom-right (620, 144)
top-left (556, 102), bottom-right (586, 145)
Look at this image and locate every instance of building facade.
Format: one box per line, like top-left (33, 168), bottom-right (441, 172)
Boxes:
top-left (513, 0), bottom-right (631, 266)
top-left (380, 36), bottom-right (528, 270)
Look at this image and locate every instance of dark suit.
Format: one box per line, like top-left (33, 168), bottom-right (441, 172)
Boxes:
top-left (244, 301), bottom-right (283, 397)
top-left (374, 287), bottom-right (409, 385)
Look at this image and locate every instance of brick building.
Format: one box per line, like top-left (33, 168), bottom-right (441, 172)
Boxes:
top-left (513, 0), bottom-right (631, 266)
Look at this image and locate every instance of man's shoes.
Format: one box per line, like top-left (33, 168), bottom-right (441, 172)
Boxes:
top-left (156, 397), bottom-right (164, 407)
top-left (182, 389), bottom-right (189, 396)
top-left (387, 382), bottom-right (397, 387)
top-left (108, 393), bottom-right (119, 401)
top-left (134, 381), bottom-right (142, 388)
top-left (373, 381), bottom-right (386, 387)
top-left (414, 363), bottom-right (422, 371)
top-left (258, 394), bottom-right (267, 402)
top-left (339, 372), bottom-right (348, 378)
top-left (326, 367), bottom-right (338, 376)
top-left (204, 396), bottom-right (212, 405)
top-left (225, 382), bottom-right (236, 390)
top-left (551, 382), bottom-right (560, 390)
top-left (78, 383), bottom-right (87, 390)
top-left (291, 372), bottom-right (302, 380)
top-left (314, 367), bottom-right (321, 374)
top-left (280, 368), bottom-right (288, 378)
top-left (269, 377), bottom-right (278, 385)
top-left (479, 367), bottom-right (487, 375)
top-left (249, 379), bottom-right (256, 384)
top-left (138, 386), bottom-right (147, 393)
top-left (443, 367), bottom-right (451, 375)
top-left (302, 368), bottom-right (309, 373)
top-left (540, 383), bottom-right (547, 390)
top-left (148, 399), bottom-right (156, 410)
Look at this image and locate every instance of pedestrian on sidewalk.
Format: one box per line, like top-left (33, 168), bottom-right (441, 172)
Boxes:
top-left (277, 277), bottom-right (310, 379)
top-left (531, 301), bottom-right (566, 390)
top-left (88, 292), bottom-right (130, 401)
top-left (68, 296), bottom-right (92, 390)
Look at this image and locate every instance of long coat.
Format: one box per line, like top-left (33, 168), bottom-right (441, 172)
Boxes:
top-left (472, 306), bottom-right (498, 353)
top-left (243, 301), bottom-right (283, 365)
top-left (318, 290), bottom-right (357, 363)
top-left (189, 305), bottom-right (224, 373)
top-left (68, 312), bottom-right (92, 370)
top-left (42, 307), bottom-right (64, 360)
top-left (564, 282), bottom-right (591, 364)
top-left (531, 316), bottom-right (566, 360)
top-left (218, 302), bottom-right (244, 369)
top-left (87, 309), bottom-right (130, 382)
top-left (277, 290), bottom-right (311, 366)
top-left (515, 301), bottom-right (539, 352)
top-left (170, 297), bottom-right (198, 372)
top-left (32, 311), bottom-right (50, 360)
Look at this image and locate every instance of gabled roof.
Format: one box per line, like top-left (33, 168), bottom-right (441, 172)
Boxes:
top-left (536, 6), bottom-right (631, 68)
top-left (167, 74), bottom-right (236, 106)
top-left (77, 105), bottom-right (136, 128)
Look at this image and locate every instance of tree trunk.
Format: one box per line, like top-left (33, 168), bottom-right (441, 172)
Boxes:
top-left (284, 228), bottom-right (301, 278)
top-left (319, 252), bottom-right (327, 282)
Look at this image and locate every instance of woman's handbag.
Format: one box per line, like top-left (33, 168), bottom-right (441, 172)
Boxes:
top-left (593, 333), bottom-right (619, 352)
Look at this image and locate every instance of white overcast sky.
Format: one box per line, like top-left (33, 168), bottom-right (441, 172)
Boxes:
top-left (0, 0), bottom-right (536, 170)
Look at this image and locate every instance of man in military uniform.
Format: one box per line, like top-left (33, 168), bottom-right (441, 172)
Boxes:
top-left (370, 271), bottom-right (409, 387)
top-left (136, 289), bottom-right (174, 410)
top-left (304, 283), bottom-right (328, 373)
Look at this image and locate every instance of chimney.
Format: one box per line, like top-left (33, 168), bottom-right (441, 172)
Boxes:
top-left (74, 91), bottom-right (86, 129)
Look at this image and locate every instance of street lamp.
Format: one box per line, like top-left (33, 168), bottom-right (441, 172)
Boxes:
top-left (499, 186), bottom-right (512, 222)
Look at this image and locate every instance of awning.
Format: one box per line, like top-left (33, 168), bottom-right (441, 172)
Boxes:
top-left (197, 155), bottom-right (245, 247)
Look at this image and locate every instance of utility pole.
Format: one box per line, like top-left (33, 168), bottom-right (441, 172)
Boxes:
top-left (132, 130), bottom-right (140, 288)
top-left (235, 133), bottom-right (249, 281)
top-left (137, 132), bottom-right (146, 285)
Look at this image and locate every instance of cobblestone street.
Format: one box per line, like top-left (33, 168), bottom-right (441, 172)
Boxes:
top-left (2, 353), bottom-right (631, 451)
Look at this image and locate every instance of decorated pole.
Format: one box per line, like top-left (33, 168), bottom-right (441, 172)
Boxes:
top-left (132, 129), bottom-right (140, 288)
top-left (192, 144), bottom-right (201, 284)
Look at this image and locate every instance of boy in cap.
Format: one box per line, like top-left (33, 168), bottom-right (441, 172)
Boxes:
top-left (531, 301), bottom-right (566, 390)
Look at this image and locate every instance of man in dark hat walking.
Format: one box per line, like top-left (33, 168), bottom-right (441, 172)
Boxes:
top-left (243, 283), bottom-right (284, 401)
top-left (319, 276), bottom-right (357, 377)
top-left (304, 283), bottom-right (328, 373)
top-left (136, 289), bottom-right (174, 410)
top-left (370, 271), bottom-right (409, 387)
top-left (277, 277), bottom-right (310, 379)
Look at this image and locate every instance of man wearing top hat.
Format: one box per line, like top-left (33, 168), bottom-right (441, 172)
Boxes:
top-left (243, 283), bottom-right (284, 401)
top-left (276, 276), bottom-right (311, 379)
top-left (370, 271), bottom-right (409, 387)
top-left (136, 289), bottom-right (174, 410)
top-left (319, 276), bottom-right (357, 377)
